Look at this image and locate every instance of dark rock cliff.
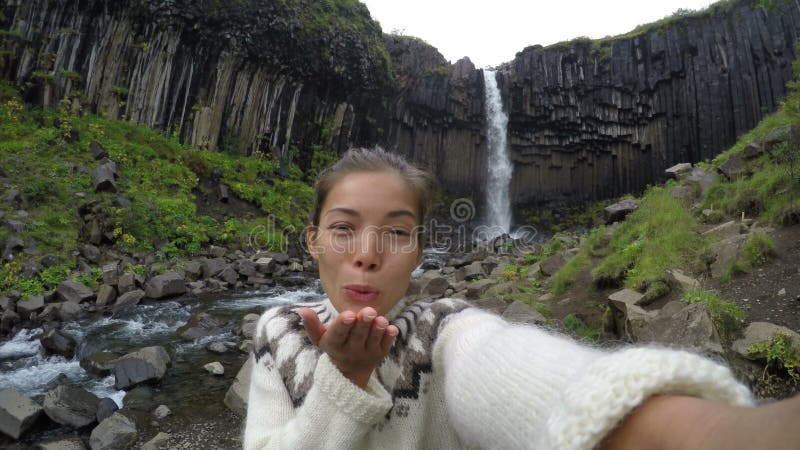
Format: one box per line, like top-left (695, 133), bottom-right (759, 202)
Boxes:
top-left (2, 0), bottom-right (798, 221)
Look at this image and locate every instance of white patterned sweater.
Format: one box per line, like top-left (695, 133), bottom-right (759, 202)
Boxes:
top-left (244, 297), bottom-right (754, 449)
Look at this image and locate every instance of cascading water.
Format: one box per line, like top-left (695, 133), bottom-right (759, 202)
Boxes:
top-left (482, 70), bottom-right (513, 235)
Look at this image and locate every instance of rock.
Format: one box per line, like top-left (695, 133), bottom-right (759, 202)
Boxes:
top-left (732, 322), bottom-right (800, 360)
top-left (98, 158), bottom-right (116, 177)
top-left (539, 252), bottom-right (567, 277)
top-left (0, 296), bottom-right (11, 311)
top-left (21, 260), bottom-right (41, 279)
top-left (80, 244), bottom-right (101, 263)
top-left (665, 162), bottom-right (692, 179)
top-left (684, 167), bottom-right (719, 197)
top-left (239, 314), bottom-right (260, 339)
top-left (57, 281), bottom-right (95, 303)
top-left (114, 346), bottom-right (171, 390)
top-left (209, 245), bottom-right (228, 258)
top-left (182, 260), bottom-right (203, 280)
top-left (144, 272), bottom-right (186, 299)
top-left (57, 301), bottom-right (84, 321)
top-left (219, 266), bottom-right (238, 284)
top-left (235, 259), bottom-right (257, 277)
top-left (254, 257), bottom-right (276, 274)
top-left (92, 164), bottom-right (117, 193)
top-left (668, 269), bottom-right (701, 291)
top-left (153, 404), bottom-right (171, 420)
top-left (141, 432), bottom-right (171, 450)
top-left (224, 358), bottom-right (252, 416)
top-left (635, 301), bottom-right (723, 354)
top-left (80, 352), bottom-right (120, 377)
top-left (218, 184), bottom-right (230, 203)
top-left (0, 388), bottom-right (43, 439)
top-left (608, 289), bottom-right (645, 308)
top-left (101, 263), bottom-right (119, 285)
top-left (201, 258), bottom-right (227, 279)
top-left (501, 301), bottom-right (546, 325)
top-left (3, 237), bottom-right (24, 261)
top-left (709, 234), bottom-right (748, 279)
top-left (420, 275), bottom-right (451, 298)
top-left (604, 199), bottom-right (639, 224)
top-left (742, 142), bottom-right (763, 159)
top-left (206, 342), bottom-right (227, 354)
top-left (16, 295), bottom-right (45, 316)
top-left (5, 219), bottom-right (25, 233)
top-left (40, 329), bottom-right (78, 358)
top-left (6, 189), bottom-right (21, 206)
top-left (96, 284), bottom-right (117, 306)
top-left (41, 254), bottom-right (61, 268)
top-left (89, 141), bottom-right (108, 160)
top-left (43, 373), bottom-right (69, 392)
top-left (95, 398), bottom-right (118, 423)
top-left (778, 288), bottom-right (787, 296)
top-left (1, 310), bottom-right (20, 333)
top-left (112, 289), bottom-right (145, 313)
top-left (36, 436), bottom-right (87, 449)
top-left (177, 313), bottom-right (224, 341)
top-left (466, 279), bottom-right (496, 299)
top-left (717, 152), bottom-right (744, 180)
top-left (89, 412), bottom-right (136, 450)
top-left (762, 124), bottom-right (798, 153)
top-left (669, 185), bottom-right (694, 202)
top-left (702, 220), bottom-right (745, 239)
top-left (457, 261), bottom-right (485, 282)
top-left (288, 261), bottom-right (303, 272)
top-left (42, 385), bottom-right (100, 428)
top-left (203, 361), bottom-right (224, 375)
top-left (239, 340), bottom-right (253, 353)
top-left (117, 274), bottom-right (136, 295)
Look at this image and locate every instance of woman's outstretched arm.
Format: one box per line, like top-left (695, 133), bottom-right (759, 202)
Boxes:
top-left (600, 393), bottom-right (800, 450)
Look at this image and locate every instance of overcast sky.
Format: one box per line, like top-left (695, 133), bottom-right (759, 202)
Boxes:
top-left (361, 0), bottom-right (718, 67)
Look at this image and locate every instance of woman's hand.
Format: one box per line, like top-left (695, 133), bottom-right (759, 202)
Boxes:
top-left (299, 307), bottom-right (398, 389)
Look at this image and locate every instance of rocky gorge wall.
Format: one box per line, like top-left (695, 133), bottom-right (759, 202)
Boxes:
top-left (2, 0), bottom-right (799, 219)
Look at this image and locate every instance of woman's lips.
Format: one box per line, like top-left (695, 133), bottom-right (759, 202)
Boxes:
top-left (343, 285), bottom-right (380, 302)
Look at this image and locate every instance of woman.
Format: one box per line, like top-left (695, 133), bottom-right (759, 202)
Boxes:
top-left (244, 147), bottom-right (800, 449)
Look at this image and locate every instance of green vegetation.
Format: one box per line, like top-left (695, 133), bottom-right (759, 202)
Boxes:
top-left (741, 232), bottom-right (777, 267)
top-left (683, 288), bottom-right (744, 340)
top-left (550, 226), bottom-right (608, 295)
top-left (501, 264), bottom-right (525, 282)
top-left (592, 187), bottom-right (708, 299)
top-left (563, 313), bottom-right (600, 342)
top-left (749, 333), bottom-right (800, 383)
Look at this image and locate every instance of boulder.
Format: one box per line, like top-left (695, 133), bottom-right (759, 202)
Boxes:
top-left (89, 412), bottom-right (136, 450)
top-left (1, 309), bottom-right (20, 333)
top-left (112, 289), bottom-right (145, 313)
top-left (203, 361), bottom-right (224, 375)
top-left (177, 313), bottom-right (225, 341)
top-left (116, 273), bottom-right (136, 295)
top-left (717, 152), bottom-right (744, 180)
top-left (669, 185), bottom-right (694, 202)
top-left (702, 220), bottom-right (745, 240)
top-left (224, 358), bottom-right (252, 416)
top-left (664, 162), bottom-right (692, 179)
top-left (144, 272), bottom-right (186, 299)
top-left (732, 322), bottom-right (800, 360)
top-left (57, 281), bottom-right (95, 303)
top-left (80, 244), bottom-right (101, 263)
top-left (40, 329), bottom-right (78, 358)
top-left (16, 295), bottom-right (45, 316)
top-left (3, 237), bottom-right (24, 261)
top-left (209, 245), bottom-right (227, 258)
top-left (459, 261), bottom-right (485, 282)
top-left (466, 279), bottom-right (496, 300)
top-left (604, 199), bottom-right (639, 224)
top-left (239, 313), bottom-right (261, 339)
top-left (709, 234), bottom-right (748, 279)
top-left (56, 301), bottom-right (84, 321)
top-left (762, 124), bottom-right (798, 153)
top-left (254, 257), bottom-right (276, 274)
top-left (539, 252), bottom-right (567, 277)
top-left (114, 346), bottom-right (171, 390)
top-left (182, 260), bottom-right (203, 280)
top-left (608, 289), bottom-right (645, 308)
top-left (141, 432), bottom-right (171, 450)
top-left (101, 263), bottom-right (119, 285)
top-left (684, 167), bottom-right (718, 197)
top-left (98, 158), bottom-right (117, 177)
top-left (633, 301), bottom-right (723, 354)
top-left (41, 254), bottom-right (61, 268)
top-left (92, 164), bottom-right (117, 193)
top-left (153, 405), bottom-right (171, 420)
top-left (470, 295), bottom-right (507, 314)
top-left (742, 142), bottom-right (763, 160)
top-left (219, 184), bottom-right (230, 203)
top-left (501, 301), bottom-right (546, 325)
top-left (219, 266), bottom-right (238, 284)
top-left (206, 342), bottom-right (228, 354)
top-left (42, 385), bottom-right (100, 428)
top-left (667, 269), bottom-right (700, 291)
top-left (0, 388), bottom-right (43, 439)
top-left (95, 398), bottom-right (118, 423)
top-left (5, 219), bottom-right (26, 233)
top-left (80, 352), bottom-right (120, 377)
top-left (420, 275), bottom-right (451, 298)
top-left (235, 259), bottom-right (257, 278)
top-left (201, 258), bottom-right (227, 279)
top-left (89, 141), bottom-right (108, 160)
top-left (96, 284), bottom-right (117, 306)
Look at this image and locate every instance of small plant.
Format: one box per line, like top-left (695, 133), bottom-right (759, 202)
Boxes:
top-left (563, 313), bottom-right (600, 342)
top-left (40, 265), bottom-right (70, 287)
top-left (748, 333), bottom-right (800, 383)
top-left (742, 232), bottom-right (776, 267)
top-left (74, 268), bottom-right (102, 289)
top-left (683, 288), bottom-right (744, 340)
top-left (15, 278), bottom-right (45, 299)
top-left (501, 264), bottom-right (525, 282)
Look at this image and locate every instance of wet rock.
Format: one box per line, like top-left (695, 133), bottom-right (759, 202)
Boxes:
top-left (177, 313), bottom-right (224, 341)
top-left (1, 310), bottom-right (20, 333)
top-left (112, 289), bottom-right (145, 314)
top-left (57, 281), bottom-right (95, 303)
top-left (80, 352), bottom-right (120, 377)
top-left (254, 257), bottom-right (276, 274)
top-left (56, 301), bottom-right (84, 321)
top-left (141, 432), bottom-right (171, 450)
top-left (717, 152), bottom-right (744, 180)
top-left (40, 329), bottom-right (77, 358)
top-left (239, 340), bottom-right (253, 353)
top-left (206, 342), bottom-right (227, 354)
top-left (732, 322), bottom-right (800, 360)
top-left (203, 361), bottom-right (224, 375)
top-left (144, 272), bottom-right (186, 299)
top-left (238, 313), bottom-right (261, 339)
top-left (219, 266), bottom-right (238, 284)
top-left (3, 237), bottom-right (25, 261)
top-left (43, 373), bottom-right (69, 392)
top-left (604, 199), bottom-right (639, 224)
top-left (501, 301), bottom-right (546, 325)
top-left (665, 162), bottom-right (692, 179)
top-left (16, 295), bottom-right (45, 316)
top-left (89, 412), bottom-right (136, 450)
top-left (89, 141), bottom-right (108, 160)
top-left (201, 258), bottom-right (227, 279)
top-left (92, 164), bottom-right (117, 193)
top-left (36, 436), bottom-right (87, 449)
top-left (43, 385), bottom-right (99, 428)
top-left (778, 288), bottom-right (787, 296)
top-left (96, 284), bottom-right (117, 306)
top-left (235, 259), bottom-right (258, 277)
top-left (0, 388), bottom-right (43, 439)
top-left (153, 405), bottom-right (171, 420)
top-left (95, 398), bottom-right (118, 423)
top-left (224, 358), bottom-right (252, 416)
top-left (182, 261), bottom-right (202, 281)
top-left (114, 346), bottom-right (171, 390)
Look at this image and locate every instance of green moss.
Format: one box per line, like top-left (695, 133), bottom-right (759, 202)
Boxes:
top-left (563, 313), bottom-right (600, 342)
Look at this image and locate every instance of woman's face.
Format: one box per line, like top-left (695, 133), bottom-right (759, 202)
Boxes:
top-left (307, 170), bottom-right (423, 316)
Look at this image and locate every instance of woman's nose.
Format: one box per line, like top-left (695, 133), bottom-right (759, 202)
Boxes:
top-left (354, 229), bottom-right (381, 270)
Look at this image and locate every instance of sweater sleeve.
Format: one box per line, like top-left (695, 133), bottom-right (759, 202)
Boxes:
top-left (432, 308), bottom-right (755, 450)
top-left (243, 314), bottom-right (393, 450)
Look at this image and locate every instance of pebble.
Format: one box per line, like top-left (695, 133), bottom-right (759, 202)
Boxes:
top-left (154, 404), bottom-right (172, 419)
top-left (203, 361), bottom-right (224, 375)
top-left (778, 288), bottom-right (787, 296)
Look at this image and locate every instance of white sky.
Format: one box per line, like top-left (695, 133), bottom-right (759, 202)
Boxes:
top-left (361, 0), bottom-right (718, 67)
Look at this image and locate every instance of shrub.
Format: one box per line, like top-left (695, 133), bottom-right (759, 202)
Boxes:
top-left (748, 333), bottom-right (800, 383)
top-left (742, 232), bottom-right (777, 267)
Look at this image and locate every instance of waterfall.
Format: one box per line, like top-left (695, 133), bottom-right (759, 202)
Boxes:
top-left (483, 70), bottom-right (512, 234)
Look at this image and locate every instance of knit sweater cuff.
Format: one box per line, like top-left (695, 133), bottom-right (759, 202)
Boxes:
top-left (543, 347), bottom-right (755, 450)
top-left (312, 353), bottom-right (393, 425)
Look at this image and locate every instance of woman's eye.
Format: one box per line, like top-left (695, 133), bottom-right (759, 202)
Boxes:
top-left (330, 224), bottom-right (352, 232)
top-left (390, 229), bottom-right (410, 237)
